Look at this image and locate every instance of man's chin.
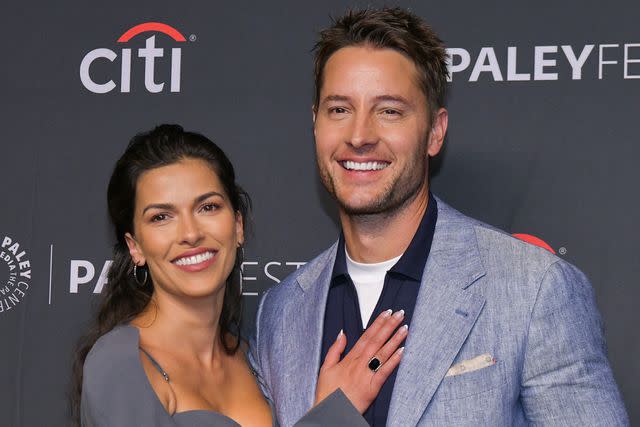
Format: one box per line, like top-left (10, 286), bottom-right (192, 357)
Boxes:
top-left (336, 197), bottom-right (389, 216)
top-left (334, 182), bottom-right (426, 218)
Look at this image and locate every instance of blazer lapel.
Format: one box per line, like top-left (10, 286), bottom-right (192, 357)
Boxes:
top-left (277, 244), bottom-right (338, 425)
top-left (387, 200), bottom-right (487, 427)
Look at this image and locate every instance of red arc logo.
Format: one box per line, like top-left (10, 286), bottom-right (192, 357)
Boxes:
top-left (117, 22), bottom-right (186, 43)
top-left (512, 233), bottom-right (555, 254)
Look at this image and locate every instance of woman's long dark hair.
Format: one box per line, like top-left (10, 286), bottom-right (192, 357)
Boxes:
top-left (70, 124), bottom-right (250, 424)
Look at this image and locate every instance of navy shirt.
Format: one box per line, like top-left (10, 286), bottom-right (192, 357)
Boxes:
top-left (320, 194), bottom-right (438, 426)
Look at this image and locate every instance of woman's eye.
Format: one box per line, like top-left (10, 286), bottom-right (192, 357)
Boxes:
top-left (151, 213), bottom-right (168, 222)
top-left (200, 203), bottom-right (219, 212)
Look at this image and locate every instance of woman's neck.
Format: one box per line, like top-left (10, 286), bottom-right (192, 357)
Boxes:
top-left (132, 289), bottom-right (228, 368)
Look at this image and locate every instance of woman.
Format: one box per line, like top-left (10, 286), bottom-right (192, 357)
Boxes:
top-left (71, 125), bottom-right (407, 426)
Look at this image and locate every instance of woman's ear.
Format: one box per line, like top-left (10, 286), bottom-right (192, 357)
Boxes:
top-left (235, 212), bottom-right (245, 247)
top-left (125, 232), bottom-right (146, 266)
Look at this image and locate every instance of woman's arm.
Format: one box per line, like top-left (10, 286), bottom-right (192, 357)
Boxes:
top-left (293, 389), bottom-right (369, 427)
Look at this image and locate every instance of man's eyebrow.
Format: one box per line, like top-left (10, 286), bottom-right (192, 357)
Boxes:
top-left (321, 94), bottom-right (412, 106)
top-left (321, 94), bottom-right (351, 104)
top-left (141, 191), bottom-right (225, 214)
top-left (373, 95), bottom-right (412, 105)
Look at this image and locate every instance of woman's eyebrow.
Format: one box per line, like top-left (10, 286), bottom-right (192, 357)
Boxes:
top-left (141, 191), bottom-right (225, 215)
top-left (194, 191), bottom-right (225, 205)
top-left (142, 203), bottom-right (175, 215)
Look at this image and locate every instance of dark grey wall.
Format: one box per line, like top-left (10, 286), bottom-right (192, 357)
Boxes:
top-left (1, 1), bottom-right (638, 425)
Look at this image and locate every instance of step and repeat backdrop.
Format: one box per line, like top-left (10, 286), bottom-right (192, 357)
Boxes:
top-left (1, 0), bottom-right (638, 425)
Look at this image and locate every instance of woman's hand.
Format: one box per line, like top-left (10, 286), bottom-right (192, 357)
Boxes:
top-left (314, 309), bottom-right (408, 413)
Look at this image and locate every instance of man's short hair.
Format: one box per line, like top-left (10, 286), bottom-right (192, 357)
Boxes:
top-left (313, 7), bottom-right (449, 123)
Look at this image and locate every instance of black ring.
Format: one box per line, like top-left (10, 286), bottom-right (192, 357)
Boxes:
top-left (368, 356), bottom-right (382, 372)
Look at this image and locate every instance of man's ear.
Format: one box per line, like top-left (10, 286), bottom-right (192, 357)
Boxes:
top-left (125, 232), bottom-right (145, 266)
top-left (312, 105), bottom-right (318, 137)
top-left (427, 108), bottom-right (448, 157)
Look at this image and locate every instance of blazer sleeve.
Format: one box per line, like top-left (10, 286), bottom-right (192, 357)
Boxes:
top-left (292, 389), bottom-right (368, 427)
top-left (520, 260), bottom-right (629, 425)
top-left (247, 289), bottom-right (274, 404)
top-left (247, 331), bottom-right (273, 404)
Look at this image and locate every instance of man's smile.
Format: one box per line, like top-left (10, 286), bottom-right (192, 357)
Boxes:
top-left (340, 160), bottom-right (390, 171)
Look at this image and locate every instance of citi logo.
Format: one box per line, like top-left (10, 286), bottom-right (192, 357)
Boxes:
top-left (80, 22), bottom-right (187, 94)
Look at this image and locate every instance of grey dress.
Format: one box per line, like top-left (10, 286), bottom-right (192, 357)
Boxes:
top-left (81, 325), bottom-right (367, 427)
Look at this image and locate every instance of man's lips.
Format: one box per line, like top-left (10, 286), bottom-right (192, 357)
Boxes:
top-left (339, 160), bottom-right (390, 171)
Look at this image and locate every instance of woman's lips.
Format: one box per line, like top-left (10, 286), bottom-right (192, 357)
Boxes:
top-left (172, 250), bottom-right (217, 272)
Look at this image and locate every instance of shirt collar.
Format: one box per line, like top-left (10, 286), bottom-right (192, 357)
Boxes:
top-left (389, 193), bottom-right (438, 281)
top-left (332, 233), bottom-right (349, 280)
top-left (331, 193), bottom-right (438, 283)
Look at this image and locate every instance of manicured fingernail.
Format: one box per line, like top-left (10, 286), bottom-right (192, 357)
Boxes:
top-left (336, 329), bottom-right (344, 340)
top-left (382, 309), bottom-right (393, 318)
top-left (393, 309), bottom-right (405, 319)
top-left (398, 347), bottom-right (405, 355)
top-left (400, 324), bottom-right (409, 333)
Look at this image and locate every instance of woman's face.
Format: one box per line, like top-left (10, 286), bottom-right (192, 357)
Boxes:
top-left (125, 158), bottom-right (243, 300)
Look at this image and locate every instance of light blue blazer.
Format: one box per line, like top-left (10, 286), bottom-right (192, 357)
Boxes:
top-left (250, 197), bottom-right (628, 426)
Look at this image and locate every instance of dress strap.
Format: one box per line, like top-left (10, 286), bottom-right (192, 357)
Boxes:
top-left (139, 347), bottom-right (171, 382)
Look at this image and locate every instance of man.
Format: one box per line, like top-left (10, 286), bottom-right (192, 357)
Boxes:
top-left (250, 7), bottom-right (628, 426)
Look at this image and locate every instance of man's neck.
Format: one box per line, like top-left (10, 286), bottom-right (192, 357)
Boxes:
top-left (340, 186), bottom-right (430, 263)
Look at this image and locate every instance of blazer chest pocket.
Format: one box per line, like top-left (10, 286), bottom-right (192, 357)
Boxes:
top-left (434, 358), bottom-right (507, 401)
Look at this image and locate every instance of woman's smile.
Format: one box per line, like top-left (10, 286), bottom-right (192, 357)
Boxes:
top-left (172, 248), bottom-right (218, 272)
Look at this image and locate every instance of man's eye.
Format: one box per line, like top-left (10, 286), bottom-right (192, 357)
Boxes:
top-left (329, 107), bottom-right (347, 114)
top-left (383, 109), bottom-right (400, 115)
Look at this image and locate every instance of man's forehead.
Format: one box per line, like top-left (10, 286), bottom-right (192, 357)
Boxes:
top-left (324, 45), bottom-right (418, 73)
top-left (320, 46), bottom-right (425, 103)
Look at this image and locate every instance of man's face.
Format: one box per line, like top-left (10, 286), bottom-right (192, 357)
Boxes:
top-left (314, 46), bottom-right (446, 216)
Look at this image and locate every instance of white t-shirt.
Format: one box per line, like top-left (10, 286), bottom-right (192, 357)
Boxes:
top-left (345, 249), bottom-right (402, 328)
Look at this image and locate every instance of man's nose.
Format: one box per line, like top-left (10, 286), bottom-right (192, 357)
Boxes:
top-left (348, 114), bottom-right (378, 148)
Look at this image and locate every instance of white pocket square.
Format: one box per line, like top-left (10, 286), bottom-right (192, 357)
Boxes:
top-left (445, 353), bottom-right (496, 377)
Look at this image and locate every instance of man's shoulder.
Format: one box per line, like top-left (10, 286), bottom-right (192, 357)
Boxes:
top-left (437, 196), bottom-right (560, 272)
top-left (253, 243), bottom-right (336, 350)
top-left (259, 242), bottom-right (337, 306)
top-left (437, 197), bottom-right (593, 312)
top-left (437, 197), bottom-right (595, 310)
top-left (475, 222), bottom-right (558, 268)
